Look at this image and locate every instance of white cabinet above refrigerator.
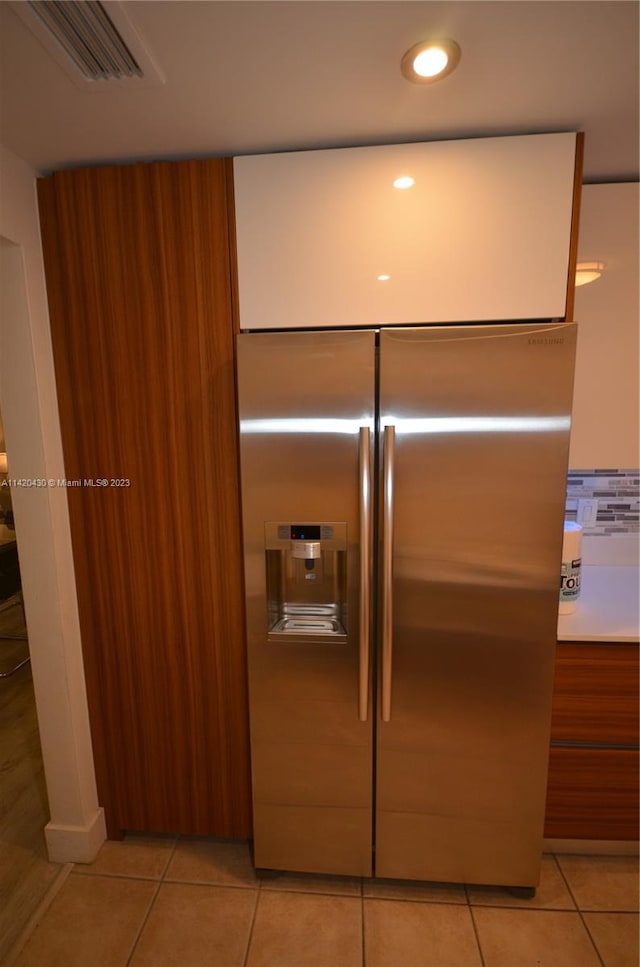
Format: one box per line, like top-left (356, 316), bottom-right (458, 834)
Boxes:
top-left (233, 132), bottom-right (581, 330)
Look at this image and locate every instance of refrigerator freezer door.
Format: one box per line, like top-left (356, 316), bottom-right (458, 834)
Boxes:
top-left (237, 330), bottom-right (375, 876)
top-left (377, 322), bottom-right (577, 888)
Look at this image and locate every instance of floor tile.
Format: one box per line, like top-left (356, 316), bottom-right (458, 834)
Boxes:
top-left (129, 882), bottom-right (257, 967)
top-left (74, 832), bottom-right (175, 879)
top-left (165, 837), bottom-right (257, 887)
top-left (364, 898), bottom-right (482, 967)
top-left (246, 890), bottom-right (362, 967)
top-left (467, 854), bottom-right (575, 910)
top-left (472, 907), bottom-right (602, 966)
top-left (363, 876), bottom-right (467, 904)
top-left (583, 911), bottom-right (640, 967)
top-left (260, 870), bottom-right (361, 896)
top-left (13, 873), bottom-right (156, 967)
top-left (555, 854), bottom-right (640, 911)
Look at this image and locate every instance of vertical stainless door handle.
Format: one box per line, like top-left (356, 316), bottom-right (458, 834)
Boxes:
top-left (358, 426), bottom-right (372, 722)
top-left (382, 424), bottom-right (395, 723)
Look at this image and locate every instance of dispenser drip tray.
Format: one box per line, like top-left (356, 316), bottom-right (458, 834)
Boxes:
top-left (273, 616), bottom-right (341, 634)
top-left (269, 604), bottom-right (346, 640)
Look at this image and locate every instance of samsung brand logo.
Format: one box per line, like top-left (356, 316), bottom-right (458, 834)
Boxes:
top-left (528, 337), bottom-right (565, 346)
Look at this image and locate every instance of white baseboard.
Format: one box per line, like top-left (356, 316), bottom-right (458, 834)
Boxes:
top-left (544, 837), bottom-right (639, 856)
top-left (44, 808), bottom-right (106, 864)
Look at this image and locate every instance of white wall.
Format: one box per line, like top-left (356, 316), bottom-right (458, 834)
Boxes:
top-left (0, 144), bottom-right (105, 862)
top-left (569, 182), bottom-right (639, 469)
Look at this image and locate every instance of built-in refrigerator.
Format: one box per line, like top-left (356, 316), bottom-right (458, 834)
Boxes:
top-left (236, 321), bottom-right (577, 890)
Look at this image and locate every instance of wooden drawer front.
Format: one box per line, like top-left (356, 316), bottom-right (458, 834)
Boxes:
top-left (551, 643), bottom-right (639, 745)
top-left (545, 746), bottom-right (639, 840)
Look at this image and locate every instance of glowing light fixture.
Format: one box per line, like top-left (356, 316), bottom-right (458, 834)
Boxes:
top-left (401, 39), bottom-right (461, 84)
top-left (377, 274), bottom-right (391, 282)
top-left (393, 176), bottom-right (415, 190)
top-left (575, 261), bottom-right (605, 287)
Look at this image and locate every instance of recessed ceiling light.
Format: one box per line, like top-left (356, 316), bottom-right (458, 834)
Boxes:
top-left (377, 275), bottom-right (391, 282)
top-left (401, 39), bottom-right (461, 84)
top-left (575, 261), bottom-right (605, 286)
top-left (393, 176), bottom-right (415, 190)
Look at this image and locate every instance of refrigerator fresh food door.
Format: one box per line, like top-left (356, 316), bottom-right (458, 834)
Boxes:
top-left (237, 330), bottom-right (375, 876)
top-left (377, 322), bottom-right (577, 888)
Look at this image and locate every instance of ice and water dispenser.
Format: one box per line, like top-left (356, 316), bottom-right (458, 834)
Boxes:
top-left (264, 523), bottom-right (347, 640)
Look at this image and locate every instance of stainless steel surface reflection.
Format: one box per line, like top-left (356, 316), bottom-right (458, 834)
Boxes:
top-left (237, 322), bottom-right (577, 888)
top-left (237, 330), bottom-right (375, 877)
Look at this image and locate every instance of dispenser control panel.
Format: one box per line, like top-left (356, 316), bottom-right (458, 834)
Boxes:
top-left (278, 524), bottom-right (334, 541)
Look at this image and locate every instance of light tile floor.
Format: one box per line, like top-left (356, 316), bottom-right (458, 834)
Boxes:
top-left (8, 836), bottom-right (639, 967)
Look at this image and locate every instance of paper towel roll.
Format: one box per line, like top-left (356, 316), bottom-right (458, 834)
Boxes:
top-left (559, 521), bottom-right (583, 614)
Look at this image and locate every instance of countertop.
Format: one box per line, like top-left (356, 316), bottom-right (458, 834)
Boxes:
top-left (557, 565), bottom-right (639, 643)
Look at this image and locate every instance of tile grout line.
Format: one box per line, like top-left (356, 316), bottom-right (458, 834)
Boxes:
top-left (548, 853), bottom-right (578, 911)
top-left (466, 884), bottom-right (488, 967)
top-left (575, 913), bottom-right (607, 967)
top-left (241, 885), bottom-right (261, 967)
top-left (161, 837), bottom-right (179, 881)
top-left (552, 853), bottom-right (606, 967)
top-left (124, 878), bottom-right (163, 967)
top-left (260, 885), bottom-right (362, 898)
top-left (123, 836), bottom-right (178, 967)
top-left (162, 876), bottom-right (259, 890)
top-left (4, 862), bottom-right (73, 967)
top-left (366, 896), bottom-right (470, 907)
top-left (71, 869), bottom-right (166, 883)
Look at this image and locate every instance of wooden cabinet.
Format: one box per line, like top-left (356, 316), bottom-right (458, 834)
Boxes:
top-left (233, 133), bottom-right (583, 330)
top-left (37, 160), bottom-right (252, 839)
top-left (545, 642), bottom-right (639, 840)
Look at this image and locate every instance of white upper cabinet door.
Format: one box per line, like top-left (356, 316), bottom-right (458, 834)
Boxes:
top-left (233, 133), bottom-right (579, 330)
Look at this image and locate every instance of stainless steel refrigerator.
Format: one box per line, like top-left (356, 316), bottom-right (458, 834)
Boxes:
top-left (236, 322), bottom-right (577, 890)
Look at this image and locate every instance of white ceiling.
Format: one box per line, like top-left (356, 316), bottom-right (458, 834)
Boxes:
top-left (0, 1), bottom-right (638, 181)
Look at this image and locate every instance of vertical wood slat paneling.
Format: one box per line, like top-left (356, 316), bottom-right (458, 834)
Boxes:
top-left (37, 160), bottom-right (252, 838)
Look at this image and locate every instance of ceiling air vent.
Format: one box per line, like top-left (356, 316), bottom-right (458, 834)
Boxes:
top-left (26, 0), bottom-right (141, 80)
top-left (10, 0), bottom-right (164, 89)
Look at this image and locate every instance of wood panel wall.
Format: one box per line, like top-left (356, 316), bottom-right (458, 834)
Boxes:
top-left (37, 160), bottom-right (252, 838)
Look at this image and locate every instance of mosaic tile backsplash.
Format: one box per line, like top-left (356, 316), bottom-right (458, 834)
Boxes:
top-left (565, 469), bottom-right (639, 537)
